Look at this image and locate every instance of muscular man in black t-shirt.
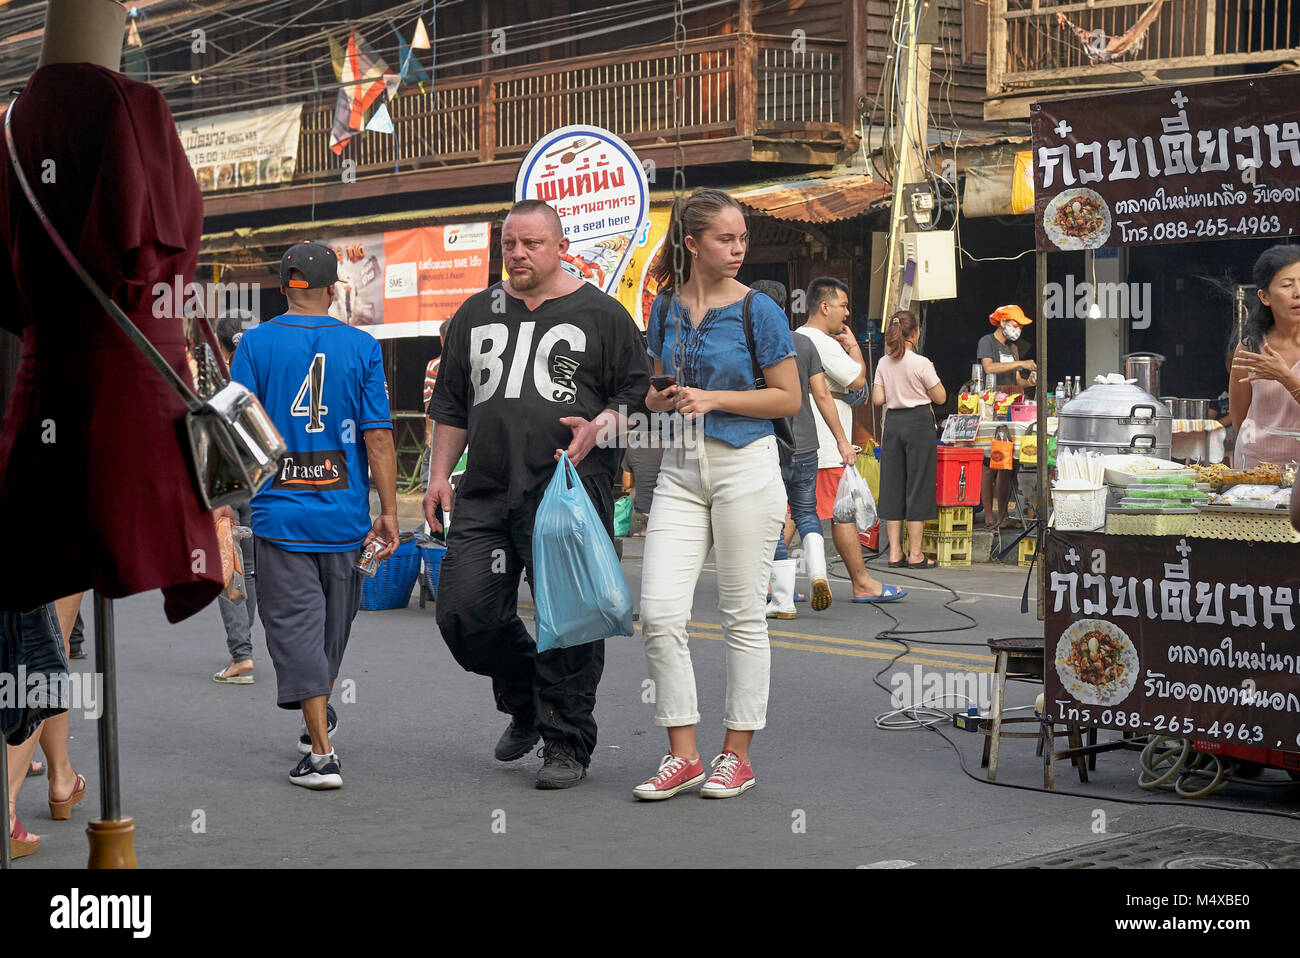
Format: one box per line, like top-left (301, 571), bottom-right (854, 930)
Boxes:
top-left (426, 200), bottom-right (649, 789)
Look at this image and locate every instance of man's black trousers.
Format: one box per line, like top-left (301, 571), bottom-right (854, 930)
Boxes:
top-left (435, 474), bottom-right (613, 767)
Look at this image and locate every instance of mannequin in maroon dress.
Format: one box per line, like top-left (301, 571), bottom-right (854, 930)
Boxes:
top-left (0, 7), bottom-right (223, 623)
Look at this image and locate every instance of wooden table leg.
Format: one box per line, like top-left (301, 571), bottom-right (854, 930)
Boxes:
top-left (987, 651), bottom-right (1008, 781)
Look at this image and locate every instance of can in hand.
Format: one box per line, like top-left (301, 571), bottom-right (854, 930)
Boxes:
top-left (357, 537), bottom-right (386, 577)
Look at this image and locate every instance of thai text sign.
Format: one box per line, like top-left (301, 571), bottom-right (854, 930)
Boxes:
top-left (515, 124), bottom-right (650, 296)
top-left (1031, 74), bottom-right (1300, 252)
top-left (1044, 531), bottom-right (1300, 751)
top-left (178, 103), bottom-right (303, 192)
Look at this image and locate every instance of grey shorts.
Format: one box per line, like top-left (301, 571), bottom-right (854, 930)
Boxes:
top-left (254, 537), bottom-right (363, 710)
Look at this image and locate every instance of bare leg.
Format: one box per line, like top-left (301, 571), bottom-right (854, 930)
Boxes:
top-left (720, 729), bottom-right (754, 763)
top-left (42, 593), bottom-right (82, 803)
top-left (832, 522), bottom-right (883, 598)
top-left (667, 725), bottom-right (698, 761)
top-left (996, 471), bottom-right (1013, 526)
top-left (301, 694), bottom-right (333, 755)
top-left (905, 520), bottom-right (926, 563)
top-left (887, 519), bottom-right (904, 563)
top-left (981, 467), bottom-right (998, 527)
top-left (7, 729), bottom-right (42, 835)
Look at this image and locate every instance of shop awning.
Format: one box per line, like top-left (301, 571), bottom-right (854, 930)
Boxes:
top-left (731, 171), bottom-right (892, 223)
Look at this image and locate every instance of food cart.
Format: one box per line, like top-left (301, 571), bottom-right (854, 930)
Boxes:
top-left (1030, 72), bottom-right (1300, 790)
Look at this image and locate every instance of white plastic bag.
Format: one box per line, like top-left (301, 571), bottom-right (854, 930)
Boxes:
top-left (833, 467), bottom-right (878, 532)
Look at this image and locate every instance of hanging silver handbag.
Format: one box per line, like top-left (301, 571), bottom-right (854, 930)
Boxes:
top-left (4, 95), bottom-right (285, 510)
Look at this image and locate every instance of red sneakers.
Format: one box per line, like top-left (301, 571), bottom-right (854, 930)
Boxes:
top-left (633, 754), bottom-right (706, 801)
top-left (700, 751), bottom-right (755, 798)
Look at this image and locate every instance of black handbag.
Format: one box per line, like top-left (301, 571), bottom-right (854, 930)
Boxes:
top-left (4, 95), bottom-right (286, 510)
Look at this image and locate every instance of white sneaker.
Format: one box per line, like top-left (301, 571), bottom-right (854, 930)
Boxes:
top-left (289, 753), bottom-right (342, 790)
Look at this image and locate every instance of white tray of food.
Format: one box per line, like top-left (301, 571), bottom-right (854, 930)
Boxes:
top-left (1102, 455), bottom-right (1198, 487)
top-left (1198, 484), bottom-right (1292, 514)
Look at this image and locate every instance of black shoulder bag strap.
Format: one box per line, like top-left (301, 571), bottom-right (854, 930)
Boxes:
top-left (741, 290), bottom-right (794, 467)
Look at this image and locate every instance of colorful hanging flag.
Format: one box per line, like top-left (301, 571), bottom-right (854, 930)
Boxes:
top-left (329, 28), bottom-right (396, 154)
top-left (366, 102), bottom-right (394, 135)
top-left (389, 23), bottom-right (429, 87)
top-left (126, 18), bottom-right (142, 48)
top-left (326, 33), bottom-right (345, 83)
top-left (412, 18), bottom-right (431, 50)
top-left (329, 87), bottom-right (355, 155)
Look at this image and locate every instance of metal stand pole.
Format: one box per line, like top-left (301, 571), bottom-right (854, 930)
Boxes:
top-left (1, 726), bottom-right (10, 870)
top-left (86, 592), bottom-right (135, 868)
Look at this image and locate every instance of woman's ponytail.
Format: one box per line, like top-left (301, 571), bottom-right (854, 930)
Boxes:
top-left (884, 310), bottom-right (918, 360)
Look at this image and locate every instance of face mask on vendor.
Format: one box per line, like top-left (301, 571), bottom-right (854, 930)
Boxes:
top-left (1001, 322), bottom-right (1022, 342)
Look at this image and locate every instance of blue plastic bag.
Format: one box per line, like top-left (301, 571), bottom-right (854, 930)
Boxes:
top-left (533, 453), bottom-right (634, 652)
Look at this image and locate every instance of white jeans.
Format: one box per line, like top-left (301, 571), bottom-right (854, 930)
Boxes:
top-left (640, 435), bottom-right (786, 731)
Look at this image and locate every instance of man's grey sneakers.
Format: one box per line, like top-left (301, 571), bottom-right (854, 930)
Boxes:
top-left (535, 740), bottom-right (587, 789)
top-left (495, 717), bottom-right (540, 762)
top-left (290, 753), bottom-right (342, 790)
top-left (297, 703), bottom-right (338, 755)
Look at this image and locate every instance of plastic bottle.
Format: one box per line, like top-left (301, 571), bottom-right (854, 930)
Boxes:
top-left (1074, 375), bottom-right (1083, 398)
top-left (1056, 381), bottom-right (1066, 411)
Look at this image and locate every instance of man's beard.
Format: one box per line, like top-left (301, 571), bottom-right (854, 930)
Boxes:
top-left (508, 269), bottom-right (539, 291)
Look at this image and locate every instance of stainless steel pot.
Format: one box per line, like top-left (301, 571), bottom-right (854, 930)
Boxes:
top-left (1123, 352), bottom-right (1166, 397)
top-left (1057, 380), bottom-right (1172, 460)
top-left (1185, 399), bottom-right (1209, 420)
top-left (1169, 398), bottom-right (1190, 418)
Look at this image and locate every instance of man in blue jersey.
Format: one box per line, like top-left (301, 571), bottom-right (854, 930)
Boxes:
top-left (230, 242), bottom-right (398, 790)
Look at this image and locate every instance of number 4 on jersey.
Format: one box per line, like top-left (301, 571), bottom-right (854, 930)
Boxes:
top-left (291, 353), bottom-right (329, 433)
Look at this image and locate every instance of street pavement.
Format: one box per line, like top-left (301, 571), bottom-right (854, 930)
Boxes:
top-left (10, 539), bottom-right (1300, 869)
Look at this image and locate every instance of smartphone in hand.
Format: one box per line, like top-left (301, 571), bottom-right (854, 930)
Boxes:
top-left (650, 375), bottom-right (676, 392)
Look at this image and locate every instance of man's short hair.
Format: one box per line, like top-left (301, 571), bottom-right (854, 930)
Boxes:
top-left (506, 200), bottom-right (564, 240)
top-left (807, 277), bottom-right (848, 313)
top-left (751, 279), bottom-right (788, 310)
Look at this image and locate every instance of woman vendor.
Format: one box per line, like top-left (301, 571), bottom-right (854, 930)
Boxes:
top-left (1230, 245), bottom-right (1300, 471)
top-left (976, 305), bottom-right (1036, 529)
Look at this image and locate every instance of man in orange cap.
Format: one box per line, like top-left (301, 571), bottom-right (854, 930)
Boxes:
top-left (976, 305), bottom-right (1037, 529)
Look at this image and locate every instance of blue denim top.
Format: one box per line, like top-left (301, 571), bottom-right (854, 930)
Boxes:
top-left (646, 291), bottom-right (795, 449)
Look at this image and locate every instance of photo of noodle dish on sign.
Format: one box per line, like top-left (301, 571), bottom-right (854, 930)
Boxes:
top-left (1044, 187), bottom-right (1112, 250)
top-left (1055, 619), bottom-right (1138, 706)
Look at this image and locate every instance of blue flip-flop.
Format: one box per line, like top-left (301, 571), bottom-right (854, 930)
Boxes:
top-left (853, 585), bottom-right (908, 603)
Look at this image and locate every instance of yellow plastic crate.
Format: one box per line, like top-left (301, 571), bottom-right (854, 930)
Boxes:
top-left (921, 531), bottom-right (972, 568)
top-left (1018, 534), bottom-right (1038, 567)
top-left (924, 506), bottom-right (974, 536)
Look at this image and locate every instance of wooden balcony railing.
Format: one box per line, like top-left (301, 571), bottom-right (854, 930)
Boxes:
top-left (286, 32), bottom-right (844, 186)
top-left (989, 0), bottom-right (1300, 99)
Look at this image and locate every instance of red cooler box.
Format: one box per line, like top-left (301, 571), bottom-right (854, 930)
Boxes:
top-left (936, 446), bottom-right (983, 507)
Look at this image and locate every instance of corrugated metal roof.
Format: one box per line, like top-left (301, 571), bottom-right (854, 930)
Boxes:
top-left (731, 171), bottom-right (892, 223)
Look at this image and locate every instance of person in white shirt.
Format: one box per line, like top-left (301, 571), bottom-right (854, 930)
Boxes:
top-left (795, 278), bottom-right (904, 604)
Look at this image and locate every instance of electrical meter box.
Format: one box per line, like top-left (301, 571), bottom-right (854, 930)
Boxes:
top-left (902, 230), bottom-right (957, 301)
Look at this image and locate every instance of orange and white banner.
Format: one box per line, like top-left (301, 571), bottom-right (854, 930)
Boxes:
top-left (325, 222), bottom-right (490, 338)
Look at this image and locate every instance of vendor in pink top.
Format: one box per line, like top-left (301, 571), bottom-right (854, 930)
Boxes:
top-left (1231, 246), bottom-right (1300, 472)
top-left (873, 311), bottom-right (946, 568)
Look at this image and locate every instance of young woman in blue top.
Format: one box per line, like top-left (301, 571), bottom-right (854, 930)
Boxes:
top-left (632, 188), bottom-right (800, 801)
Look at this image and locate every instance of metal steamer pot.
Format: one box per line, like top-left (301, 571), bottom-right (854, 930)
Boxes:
top-left (1056, 380), bottom-right (1172, 460)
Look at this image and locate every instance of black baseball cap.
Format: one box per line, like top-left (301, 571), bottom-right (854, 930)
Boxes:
top-left (280, 242), bottom-right (338, 289)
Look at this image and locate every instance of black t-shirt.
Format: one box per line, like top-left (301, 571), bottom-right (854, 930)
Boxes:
top-left (976, 332), bottom-right (1021, 388)
top-left (429, 281), bottom-right (651, 505)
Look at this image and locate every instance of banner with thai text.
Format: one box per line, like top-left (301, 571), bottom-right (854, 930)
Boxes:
top-left (1031, 74), bottom-right (1300, 251)
top-left (178, 103), bottom-right (303, 192)
top-left (1044, 530), bottom-right (1300, 752)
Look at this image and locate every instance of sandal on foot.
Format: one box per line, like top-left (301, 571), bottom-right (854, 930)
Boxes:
top-left (906, 556), bottom-right (937, 569)
top-left (852, 585), bottom-right (908, 603)
top-left (49, 772), bottom-right (86, 821)
top-left (10, 817), bottom-right (38, 859)
top-left (887, 557), bottom-right (907, 568)
top-left (213, 664), bottom-right (254, 685)
top-left (27, 761), bottom-right (44, 778)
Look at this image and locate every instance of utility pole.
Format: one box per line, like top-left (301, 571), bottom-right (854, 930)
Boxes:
top-left (879, 0), bottom-right (932, 325)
